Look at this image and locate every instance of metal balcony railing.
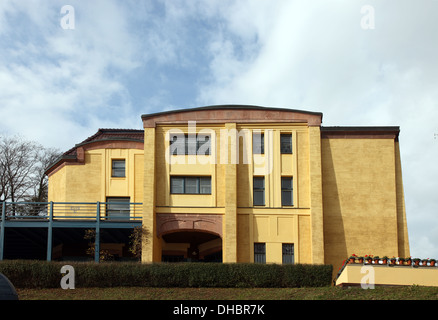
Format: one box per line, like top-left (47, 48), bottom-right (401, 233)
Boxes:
top-left (0, 201), bottom-right (143, 222)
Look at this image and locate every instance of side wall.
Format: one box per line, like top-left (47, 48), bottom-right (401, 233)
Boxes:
top-left (321, 137), bottom-right (410, 275)
top-left (48, 148), bottom-right (144, 206)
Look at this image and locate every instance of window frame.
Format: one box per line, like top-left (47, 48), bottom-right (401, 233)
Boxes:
top-left (253, 176), bottom-right (265, 206)
top-left (170, 176), bottom-right (212, 195)
top-left (252, 132), bottom-right (264, 154)
top-left (169, 134), bottom-right (211, 155)
top-left (254, 243), bottom-right (266, 264)
top-left (280, 134), bottom-right (293, 154)
top-left (111, 159), bottom-right (126, 178)
top-left (282, 243), bottom-right (295, 264)
top-left (281, 177), bottom-right (293, 206)
top-left (106, 197), bottom-right (130, 220)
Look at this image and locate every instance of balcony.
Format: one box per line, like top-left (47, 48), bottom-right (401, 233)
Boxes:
top-left (0, 202), bottom-right (143, 262)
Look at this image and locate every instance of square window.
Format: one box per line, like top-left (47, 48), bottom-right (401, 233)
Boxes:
top-left (106, 197), bottom-right (130, 220)
top-left (111, 160), bottom-right (125, 177)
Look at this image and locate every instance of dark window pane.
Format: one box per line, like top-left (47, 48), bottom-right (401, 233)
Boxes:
top-left (106, 197), bottom-right (130, 220)
top-left (185, 134), bottom-right (197, 155)
top-left (170, 134), bottom-right (185, 155)
top-left (280, 134), bottom-right (292, 154)
top-left (171, 177), bottom-right (184, 194)
top-left (282, 243), bottom-right (294, 264)
top-left (185, 177), bottom-right (198, 193)
top-left (254, 243), bottom-right (266, 264)
top-left (253, 177), bottom-right (265, 206)
top-left (112, 160), bottom-right (125, 177)
top-left (200, 177), bottom-right (211, 194)
top-left (281, 177), bottom-right (293, 206)
top-left (197, 135), bottom-right (211, 155)
top-left (253, 133), bottom-right (264, 154)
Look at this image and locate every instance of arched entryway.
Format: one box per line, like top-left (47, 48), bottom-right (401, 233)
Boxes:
top-left (156, 214), bottom-right (222, 262)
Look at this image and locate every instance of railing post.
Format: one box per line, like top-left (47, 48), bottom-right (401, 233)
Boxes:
top-left (0, 202), bottom-right (6, 261)
top-left (94, 202), bottom-right (100, 263)
top-left (46, 202), bottom-right (54, 261)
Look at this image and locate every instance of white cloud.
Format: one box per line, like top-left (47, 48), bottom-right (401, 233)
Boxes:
top-left (0, 0), bottom-right (436, 259)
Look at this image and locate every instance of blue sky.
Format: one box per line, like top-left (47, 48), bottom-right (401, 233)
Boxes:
top-left (1, 0), bottom-right (437, 260)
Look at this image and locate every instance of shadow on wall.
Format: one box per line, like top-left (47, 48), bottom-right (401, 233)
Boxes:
top-left (321, 139), bottom-right (348, 277)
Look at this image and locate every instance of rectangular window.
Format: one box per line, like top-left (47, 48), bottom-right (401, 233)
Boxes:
top-left (106, 197), bottom-right (130, 220)
top-left (282, 243), bottom-right (294, 264)
top-left (199, 177), bottom-right (212, 194)
top-left (253, 177), bottom-right (265, 206)
top-left (170, 176), bottom-right (211, 194)
top-left (253, 132), bottom-right (264, 154)
top-left (254, 243), bottom-right (266, 264)
top-left (170, 177), bottom-right (185, 194)
top-left (281, 177), bottom-right (293, 206)
top-left (170, 134), bottom-right (211, 155)
top-left (280, 134), bottom-right (292, 154)
top-left (111, 160), bottom-right (125, 177)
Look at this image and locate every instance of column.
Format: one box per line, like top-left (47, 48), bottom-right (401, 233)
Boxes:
top-left (308, 126), bottom-right (325, 264)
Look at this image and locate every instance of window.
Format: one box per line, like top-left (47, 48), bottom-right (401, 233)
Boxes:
top-left (281, 177), bottom-right (293, 206)
top-left (111, 160), bottom-right (125, 177)
top-left (254, 243), bottom-right (266, 264)
top-left (170, 134), bottom-right (211, 155)
top-left (170, 177), bottom-right (211, 194)
top-left (280, 134), bottom-right (292, 154)
top-left (106, 197), bottom-right (130, 220)
top-left (253, 132), bottom-right (264, 154)
top-left (282, 244), bottom-right (294, 264)
top-left (253, 177), bottom-right (265, 206)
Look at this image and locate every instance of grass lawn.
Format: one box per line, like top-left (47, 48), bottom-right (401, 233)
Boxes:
top-left (16, 285), bottom-right (438, 300)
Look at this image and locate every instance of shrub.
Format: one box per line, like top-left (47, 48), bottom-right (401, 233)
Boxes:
top-left (0, 260), bottom-right (332, 289)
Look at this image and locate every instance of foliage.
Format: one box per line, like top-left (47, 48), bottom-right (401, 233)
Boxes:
top-left (0, 260), bottom-right (333, 289)
top-left (83, 229), bottom-right (114, 262)
top-left (128, 227), bottom-right (149, 259)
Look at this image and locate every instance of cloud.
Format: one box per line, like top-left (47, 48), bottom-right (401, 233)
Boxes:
top-left (193, 0), bottom-right (438, 258)
top-left (0, 0), bottom-right (436, 259)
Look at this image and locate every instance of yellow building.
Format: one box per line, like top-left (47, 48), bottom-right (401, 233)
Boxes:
top-left (46, 105), bottom-right (410, 272)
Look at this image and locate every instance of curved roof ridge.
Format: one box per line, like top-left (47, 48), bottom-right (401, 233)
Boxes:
top-left (141, 104), bottom-right (323, 119)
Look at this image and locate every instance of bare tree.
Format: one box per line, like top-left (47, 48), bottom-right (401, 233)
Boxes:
top-left (0, 135), bottom-right (61, 215)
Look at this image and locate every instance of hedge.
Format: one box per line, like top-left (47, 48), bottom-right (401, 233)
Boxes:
top-left (0, 260), bottom-right (332, 289)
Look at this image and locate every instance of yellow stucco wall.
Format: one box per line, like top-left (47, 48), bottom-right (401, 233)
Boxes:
top-left (48, 148), bottom-right (144, 217)
top-left (321, 138), bottom-right (410, 276)
top-left (142, 122), bottom-right (314, 264)
top-left (336, 265), bottom-right (438, 287)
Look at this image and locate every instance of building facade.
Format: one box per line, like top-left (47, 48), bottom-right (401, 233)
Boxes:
top-left (46, 105), bottom-right (410, 272)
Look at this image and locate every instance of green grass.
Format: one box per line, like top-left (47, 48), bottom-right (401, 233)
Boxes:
top-left (16, 285), bottom-right (438, 300)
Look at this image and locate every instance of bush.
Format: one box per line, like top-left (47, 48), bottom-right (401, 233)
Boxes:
top-left (0, 260), bottom-right (332, 289)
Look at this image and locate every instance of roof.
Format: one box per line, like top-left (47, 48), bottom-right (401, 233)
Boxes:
top-left (63, 128), bottom-right (144, 156)
top-left (45, 128), bottom-right (144, 175)
top-left (141, 105), bottom-right (324, 127)
top-left (321, 126), bottom-right (400, 140)
top-left (141, 105), bottom-right (323, 119)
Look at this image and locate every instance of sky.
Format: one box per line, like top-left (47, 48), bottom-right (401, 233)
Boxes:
top-left (0, 0), bottom-right (437, 260)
